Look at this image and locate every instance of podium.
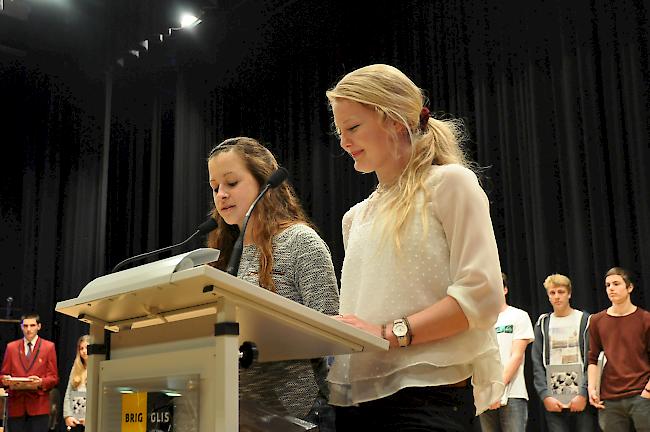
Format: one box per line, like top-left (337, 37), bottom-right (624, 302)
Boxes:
top-left (0, 388), bottom-right (7, 432)
top-left (56, 249), bottom-right (388, 431)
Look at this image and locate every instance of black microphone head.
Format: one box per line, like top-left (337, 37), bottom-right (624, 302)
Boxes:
top-left (197, 217), bottom-right (218, 235)
top-left (267, 167), bottom-right (289, 188)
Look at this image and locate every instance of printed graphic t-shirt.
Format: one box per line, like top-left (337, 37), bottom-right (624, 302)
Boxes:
top-left (548, 309), bottom-right (583, 365)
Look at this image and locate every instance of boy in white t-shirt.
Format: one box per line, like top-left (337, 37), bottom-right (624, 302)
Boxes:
top-left (532, 273), bottom-right (595, 431)
top-left (479, 273), bottom-right (534, 432)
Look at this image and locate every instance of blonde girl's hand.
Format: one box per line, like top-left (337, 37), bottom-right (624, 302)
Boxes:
top-left (488, 401), bottom-right (501, 410)
top-left (333, 314), bottom-right (382, 338)
top-left (65, 416), bottom-right (80, 427)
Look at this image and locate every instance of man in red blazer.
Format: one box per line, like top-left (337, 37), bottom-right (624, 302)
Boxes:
top-left (1, 312), bottom-right (59, 432)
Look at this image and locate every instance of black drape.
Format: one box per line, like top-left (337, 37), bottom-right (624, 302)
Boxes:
top-left (471, 0), bottom-right (650, 314)
top-left (1, 0), bottom-right (649, 430)
top-left (0, 54), bottom-right (105, 408)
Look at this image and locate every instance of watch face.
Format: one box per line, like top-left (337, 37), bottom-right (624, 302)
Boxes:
top-left (393, 321), bottom-right (408, 337)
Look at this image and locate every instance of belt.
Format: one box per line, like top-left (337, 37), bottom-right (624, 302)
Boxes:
top-left (441, 378), bottom-right (470, 388)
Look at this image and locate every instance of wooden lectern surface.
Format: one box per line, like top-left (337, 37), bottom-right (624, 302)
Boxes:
top-left (56, 264), bottom-right (388, 361)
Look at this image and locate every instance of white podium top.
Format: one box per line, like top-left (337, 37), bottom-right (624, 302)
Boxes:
top-left (59, 248), bottom-right (220, 308)
top-left (56, 249), bottom-right (388, 361)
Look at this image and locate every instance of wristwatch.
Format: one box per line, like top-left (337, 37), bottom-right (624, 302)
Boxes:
top-left (392, 317), bottom-right (412, 347)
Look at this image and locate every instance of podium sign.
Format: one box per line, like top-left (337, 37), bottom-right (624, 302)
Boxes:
top-left (121, 391), bottom-right (174, 432)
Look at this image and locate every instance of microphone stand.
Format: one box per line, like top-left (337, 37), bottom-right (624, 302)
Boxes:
top-left (225, 184), bottom-right (271, 276)
top-left (5, 296), bottom-right (12, 319)
top-left (225, 167), bottom-right (288, 276)
top-left (111, 218), bottom-right (218, 273)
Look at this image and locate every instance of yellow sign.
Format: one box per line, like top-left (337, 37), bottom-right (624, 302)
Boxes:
top-left (121, 392), bottom-right (147, 432)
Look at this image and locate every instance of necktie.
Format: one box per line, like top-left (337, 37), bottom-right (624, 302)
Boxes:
top-left (27, 341), bottom-right (33, 357)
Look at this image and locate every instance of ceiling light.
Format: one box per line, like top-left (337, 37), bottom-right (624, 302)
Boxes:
top-left (180, 13), bottom-right (201, 29)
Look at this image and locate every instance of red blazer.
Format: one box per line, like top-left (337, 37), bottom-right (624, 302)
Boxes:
top-left (1, 337), bottom-right (59, 417)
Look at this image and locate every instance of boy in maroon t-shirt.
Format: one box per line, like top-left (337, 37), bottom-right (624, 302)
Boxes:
top-left (587, 267), bottom-right (650, 432)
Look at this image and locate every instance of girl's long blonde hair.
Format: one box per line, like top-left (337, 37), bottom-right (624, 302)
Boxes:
top-left (327, 64), bottom-right (472, 248)
top-left (70, 335), bottom-right (89, 389)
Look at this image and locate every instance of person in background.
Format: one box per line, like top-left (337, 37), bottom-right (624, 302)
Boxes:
top-left (207, 137), bottom-right (339, 431)
top-left (1, 312), bottom-right (59, 432)
top-left (587, 267), bottom-right (650, 431)
top-left (479, 273), bottom-right (534, 432)
top-left (64, 335), bottom-right (89, 431)
top-left (326, 64), bottom-right (504, 432)
top-left (532, 273), bottom-right (595, 431)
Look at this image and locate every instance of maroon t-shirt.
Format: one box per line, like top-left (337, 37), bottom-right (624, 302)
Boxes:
top-left (588, 307), bottom-right (650, 400)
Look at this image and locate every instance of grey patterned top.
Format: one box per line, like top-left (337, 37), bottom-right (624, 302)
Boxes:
top-left (237, 223), bottom-right (339, 419)
top-left (62, 367), bottom-right (86, 419)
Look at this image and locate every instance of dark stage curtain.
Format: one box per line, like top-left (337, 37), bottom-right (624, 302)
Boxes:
top-left (0, 56), bottom-right (104, 409)
top-left (471, 0), bottom-right (650, 318)
top-left (1, 0), bottom-right (648, 430)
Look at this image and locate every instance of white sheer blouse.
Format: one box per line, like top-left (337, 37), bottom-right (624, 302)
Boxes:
top-left (327, 164), bottom-right (505, 415)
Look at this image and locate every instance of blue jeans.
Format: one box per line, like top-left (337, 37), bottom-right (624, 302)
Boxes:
top-left (544, 407), bottom-right (597, 432)
top-left (598, 395), bottom-right (650, 432)
top-left (336, 385), bottom-right (475, 432)
top-left (479, 398), bottom-right (527, 432)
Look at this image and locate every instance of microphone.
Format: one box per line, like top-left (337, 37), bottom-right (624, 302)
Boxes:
top-left (111, 217), bottom-right (218, 273)
top-left (225, 167), bottom-right (289, 276)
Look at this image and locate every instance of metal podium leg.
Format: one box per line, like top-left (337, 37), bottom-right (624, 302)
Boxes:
top-left (85, 320), bottom-right (107, 432)
top-left (214, 300), bottom-right (238, 431)
top-left (1, 393), bottom-right (7, 432)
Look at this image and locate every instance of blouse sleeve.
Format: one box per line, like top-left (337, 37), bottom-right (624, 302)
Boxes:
top-left (292, 227), bottom-right (340, 316)
top-left (432, 165), bottom-right (504, 330)
top-left (342, 205), bottom-right (358, 251)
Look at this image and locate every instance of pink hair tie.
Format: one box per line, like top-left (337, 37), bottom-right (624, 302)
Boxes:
top-left (419, 107), bottom-right (430, 130)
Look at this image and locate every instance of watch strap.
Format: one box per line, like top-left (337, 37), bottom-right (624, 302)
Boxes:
top-left (402, 316), bottom-right (412, 346)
